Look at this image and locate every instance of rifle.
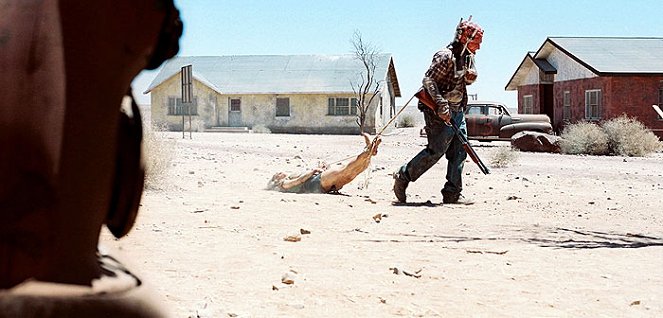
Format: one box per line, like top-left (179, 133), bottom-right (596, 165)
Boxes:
top-left (414, 88), bottom-right (490, 175)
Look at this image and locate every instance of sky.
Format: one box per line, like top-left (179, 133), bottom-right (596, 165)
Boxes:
top-left (132, 0), bottom-right (663, 108)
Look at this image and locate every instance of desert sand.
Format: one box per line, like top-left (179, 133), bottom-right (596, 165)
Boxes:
top-left (100, 128), bottom-right (663, 317)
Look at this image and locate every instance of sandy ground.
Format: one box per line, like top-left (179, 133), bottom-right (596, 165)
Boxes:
top-left (101, 128), bottom-right (663, 317)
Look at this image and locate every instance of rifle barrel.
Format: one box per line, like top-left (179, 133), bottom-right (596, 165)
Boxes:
top-left (415, 87), bottom-right (490, 175)
top-left (449, 121), bottom-right (490, 175)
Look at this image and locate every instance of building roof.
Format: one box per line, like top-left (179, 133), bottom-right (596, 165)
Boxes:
top-left (505, 52), bottom-right (549, 91)
top-left (544, 37), bottom-right (663, 74)
top-left (145, 54), bottom-right (401, 97)
top-left (533, 58), bottom-right (556, 74)
top-left (505, 37), bottom-right (663, 90)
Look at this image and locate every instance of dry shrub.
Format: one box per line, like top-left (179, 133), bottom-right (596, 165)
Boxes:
top-left (490, 146), bottom-right (519, 168)
top-left (601, 115), bottom-right (662, 157)
top-left (143, 126), bottom-right (175, 190)
top-left (398, 114), bottom-right (415, 128)
top-left (560, 121), bottom-right (609, 155)
top-left (252, 124), bottom-right (271, 134)
top-left (187, 118), bottom-right (206, 132)
top-left (150, 122), bottom-right (169, 132)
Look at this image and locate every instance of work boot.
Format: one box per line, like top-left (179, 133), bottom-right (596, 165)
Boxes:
top-left (393, 173), bottom-right (409, 203)
top-left (442, 192), bottom-right (474, 205)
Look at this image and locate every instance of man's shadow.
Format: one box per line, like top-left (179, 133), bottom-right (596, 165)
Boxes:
top-left (391, 200), bottom-right (442, 207)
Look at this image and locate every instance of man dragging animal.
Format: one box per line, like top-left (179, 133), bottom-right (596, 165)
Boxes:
top-left (393, 16), bottom-right (483, 205)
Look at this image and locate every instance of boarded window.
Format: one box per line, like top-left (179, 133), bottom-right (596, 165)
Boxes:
top-left (563, 91), bottom-right (571, 120)
top-left (276, 97), bottom-right (290, 117)
top-left (328, 97), bottom-right (358, 116)
top-left (584, 89), bottom-right (602, 120)
top-left (523, 95), bottom-right (533, 114)
top-left (230, 99), bottom-right (241, 112)
top-left (167, 96), bottom-right (198, 115)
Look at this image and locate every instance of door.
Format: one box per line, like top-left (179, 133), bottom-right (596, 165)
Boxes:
top-left (466, 104), bottom-right (500, 137)
top-left (542, 84), bottom-right (554, 127)
top-left (228, 98), bottom-right (242, 127)
top-left (482, 105), bottom-right (505, 136)
top-left (465, 104), bottom-right (484, 137)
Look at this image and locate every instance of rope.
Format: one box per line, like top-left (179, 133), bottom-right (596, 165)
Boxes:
top-left (376, 92), bottom-right (417, 137)
top-left (324, 92), bottom-right (419, 166)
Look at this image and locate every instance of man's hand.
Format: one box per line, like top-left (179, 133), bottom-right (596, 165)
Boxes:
top-left (436, 101), bottom-right (451, 123)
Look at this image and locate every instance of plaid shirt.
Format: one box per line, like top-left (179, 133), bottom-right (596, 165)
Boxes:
top-left (423, 48), bottom-right (468, 110)
top-left (425, 49), bottom-right (456, 90)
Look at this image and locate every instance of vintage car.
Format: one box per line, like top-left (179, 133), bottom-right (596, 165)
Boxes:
top-left (419, 101), bottom-right (553, 141)
top-left (465, 101), bottom-right (552, 141)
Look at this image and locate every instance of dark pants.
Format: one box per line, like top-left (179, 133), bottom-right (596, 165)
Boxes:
top-left (397, 105), bottom-right (467, 195)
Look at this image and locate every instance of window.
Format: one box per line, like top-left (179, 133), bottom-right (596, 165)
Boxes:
top-left (523, 95), bottom-right (533, 114)
top-left (230, 98), bottom-right (241, 112)
top-left (658, 88), bottom-right (663, 120)
top-left (328, 97), bottom-right (358, 116)
top-left (167, 96), bottom-right (198, 115)
top-left (585, 89), bottom-right (602, 120)
top-left (563, 91), bottom-right (571, 120)
top-left (487, 106), bottom-right (503, 116)
top-left (466, 106), bottom-right (483, 115)
top-left (276, 97), bottom-right (290, 117)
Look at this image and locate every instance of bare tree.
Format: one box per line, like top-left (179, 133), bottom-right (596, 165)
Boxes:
top-left (350, 30), bottom-right (381, 133)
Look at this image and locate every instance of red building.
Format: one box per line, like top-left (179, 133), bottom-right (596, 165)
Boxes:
top-left (506, 37), bottom-right (663, 138)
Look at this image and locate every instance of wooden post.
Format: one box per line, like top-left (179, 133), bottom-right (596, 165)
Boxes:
top-left (181, 64), bottom-right (193, 139)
